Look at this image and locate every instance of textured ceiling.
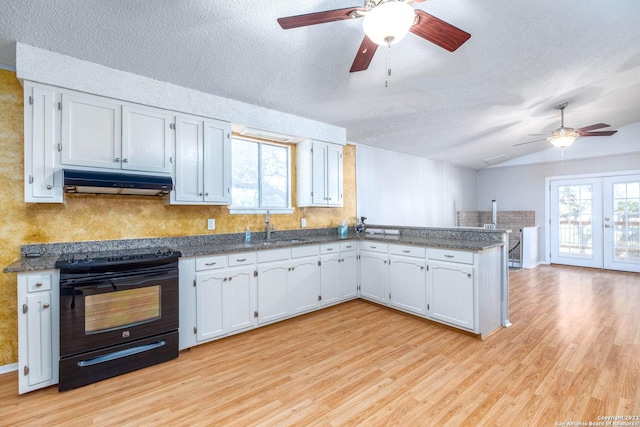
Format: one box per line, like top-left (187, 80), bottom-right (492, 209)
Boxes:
top-left (1, 0), bottom-right (639, 169)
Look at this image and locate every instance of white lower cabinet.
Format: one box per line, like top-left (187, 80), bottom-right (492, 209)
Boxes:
top-left (257, 253), bottom-right (321, 323)
top-left (180, 257), bottom-right (256, 349)
top-left (428, 260), bottom-right (475, 330)
top-left (257, 261), bottom-right (290, 324)
top-left (288, 257), bottom-right (320, 314)
top-left (359, 250), bottom-right (389, 304)
top-left (17, 270), bottom-right (59, 394)
top-left (195, 266), bottom-right (257, 341)
top-left (389, 255), bottom-right (427, 316)
top-left (320, 251), bottom-right (340, 306)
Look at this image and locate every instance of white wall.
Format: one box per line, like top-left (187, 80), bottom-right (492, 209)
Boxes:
top-left (478, 152), bottom-right (640, 262)
top-left (356, 145), bottom-right (478, 227)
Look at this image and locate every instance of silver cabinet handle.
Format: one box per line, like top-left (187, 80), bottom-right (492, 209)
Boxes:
top-left (205, 192), bottom-right (209, 196)
top-left (370, 246), bottom-right (377, 249)
top-left (114, 158), bottom-right (120, 162)
top-left (122, 158), bottom-right (128, 163)
top-left (444, 254), bottom-right (454, 258)
top-left (205, 262), bottom-right (217, 266)
top-left (236, 258), bottom-right (247, 262)
top-left (35, 282), bottom-right (43, 287)
top-left (42, 304), bottom-right (50, 309)
top-left (402, 250), bottom-right (410, 253)
top-left (46, 185), bottom-right (52, 190)
top-left (326, 248), bottom-right (333, 251)
top-left (604, 224), bottom-right (611, 228)
top-left (199, 193), bottom-right (204, 196)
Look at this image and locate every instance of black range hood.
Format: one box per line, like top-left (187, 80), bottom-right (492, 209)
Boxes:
top-left (63, 169), bottom-right (173, 196)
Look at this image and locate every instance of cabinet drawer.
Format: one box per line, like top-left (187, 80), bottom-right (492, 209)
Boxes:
top-left (389, 245), bottom-right (426, 258)
top-left (257, 248), bottom-right (290, 263)
top-left (320, 244), bottom-right (339, 255)
top-left (291, 245), bottom-right (319, 258)
top-left (195, 255), bottom-right (227, 271)
top-left (360, 241), bottom-right (388, 253)
top-left (228, 252), bottom-right (256, 267)
top-left (428, 248), bottom-right (474, 264)
top-left (340, 242), bottom-right (357, 252)
top-left (26, 274), bottom-right (52, 292)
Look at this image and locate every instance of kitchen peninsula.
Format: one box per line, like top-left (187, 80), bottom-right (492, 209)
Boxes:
top-left (5, 225), bottom-right (509, 394)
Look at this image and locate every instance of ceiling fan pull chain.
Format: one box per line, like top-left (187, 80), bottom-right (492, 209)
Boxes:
top-left (385, 43), bottom-right (391, 87)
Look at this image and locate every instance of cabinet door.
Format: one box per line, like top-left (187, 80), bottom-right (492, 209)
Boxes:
top-left (122, 105), bottom-right (173, 173)
top-left (311, 141), bottom-right (327, 205)
top-left (257, 263), bottom-right (289, 323)
top-left (174, 116), bottom-right (204, 202)
top-left (224, 267), bottom-right (257, 332)
top-left (61, 92), bottom-right (122, 169)
top-left (325, 143), bottom-right (343, 206)
top-left (359, 252), bottom-right (388, 304)
top-left (24, 293), bottom-right (53, 389)
top-left (288, 258), bottom-right (320, 314)
top-left (195, 271), bottom-right (225, 341)
top-left (24, 85), bottom-right (61, 202)
top-left (320, 254), bottom-right (340, 306)
top-left (339, 252), bottom-right (358, 300)
top-left (203, 119), bottom-right (231, 204)
top-left (428, 260), bottom-right (475, 330)
top-left (390, 256), bottom-right (427, 316)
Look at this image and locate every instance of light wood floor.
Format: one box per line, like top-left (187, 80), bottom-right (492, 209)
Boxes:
top-left (1, 265), bottom-right (639, 426)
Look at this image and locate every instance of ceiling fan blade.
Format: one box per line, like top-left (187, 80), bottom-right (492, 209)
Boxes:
top-left (409, 10), bottom-right (471, 52)
top-left (575, 123), bottom-right (610, 133)
top-left (513, 138), bottom-right (548, 147)
top-left (578, 130), bottom-right (618, 137)
top-left (278, 7), bottom-right (362, 29)
top-left (350, 36), bottom-right (378, 72)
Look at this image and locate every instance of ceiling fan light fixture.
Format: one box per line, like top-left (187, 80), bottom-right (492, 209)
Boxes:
top-left (363, 1), bottom-right (415, 46)
top-left (549, 127), bottom-right (579, 148)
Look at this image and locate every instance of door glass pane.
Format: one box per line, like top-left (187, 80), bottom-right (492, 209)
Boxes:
top-left (612, 182), bottom-right (640, 262)
top-left (558, 184), bottom-right (593, 258)
top-left (231, 139), bottom-right (259, 207)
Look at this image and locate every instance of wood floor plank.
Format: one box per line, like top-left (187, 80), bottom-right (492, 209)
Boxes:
top-left (1, 264), bottom-right (639, 426)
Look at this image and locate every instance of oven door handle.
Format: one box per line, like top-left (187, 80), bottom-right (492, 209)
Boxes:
top-left (63, 271), bottom-right (176, 289)
top-left (77, 340), bottom-right (167, 367)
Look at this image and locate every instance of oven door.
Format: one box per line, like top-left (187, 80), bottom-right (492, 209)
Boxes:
top-left (59, 267), bottom-right (178, 358)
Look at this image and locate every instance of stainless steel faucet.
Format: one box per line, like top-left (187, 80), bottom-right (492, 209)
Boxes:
top-left (265, 209), bottom-right (272, 240)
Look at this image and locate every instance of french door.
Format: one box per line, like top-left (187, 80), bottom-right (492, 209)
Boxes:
top-left (550, 174), bottom-right (640, 272)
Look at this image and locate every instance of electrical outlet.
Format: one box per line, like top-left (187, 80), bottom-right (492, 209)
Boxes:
top-left (207, 218), bottom-right (215, 230)
top-left (301, 218), bottom-right (307, 228)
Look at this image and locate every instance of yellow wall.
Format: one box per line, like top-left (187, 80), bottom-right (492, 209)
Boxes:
top-left (0, 70), bottom-right (356, 366)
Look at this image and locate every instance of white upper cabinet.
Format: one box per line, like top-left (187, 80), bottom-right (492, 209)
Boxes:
top-left (122, 105), bottom-right (173, 174)
top-left (24, 83), bottom-right (62, 203)
top-left (60, 92), bottom-right (122, 170)
top-left (296, 140), bottom-right (343, 207)
top-left (171, 115), bottom-right (231, 205)
top-left (60, 92), bottom-right (174, 174)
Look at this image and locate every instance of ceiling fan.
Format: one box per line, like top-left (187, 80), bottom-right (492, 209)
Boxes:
top-left (277, 0), bottom-right (471, 73)
top-left (515, 102), bottom-right (618, 149)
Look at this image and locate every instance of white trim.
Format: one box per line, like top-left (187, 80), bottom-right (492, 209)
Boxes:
top-left (0, 363), bottom-right (18, 374)
top-left (228, 208), bottom-right (294, 215)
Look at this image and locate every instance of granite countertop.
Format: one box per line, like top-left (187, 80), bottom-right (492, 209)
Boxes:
top-left (4, 227), bottom-right (505, 274)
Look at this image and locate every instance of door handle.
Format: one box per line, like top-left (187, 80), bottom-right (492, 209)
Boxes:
top-left (604, 224), bottom-right (611, 228)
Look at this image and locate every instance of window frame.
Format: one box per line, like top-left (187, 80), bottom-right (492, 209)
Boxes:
top-left (229, 136), bottom-right (294, 214)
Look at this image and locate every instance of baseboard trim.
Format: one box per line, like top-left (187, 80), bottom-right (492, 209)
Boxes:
top-left (0, 363), bottom-right (18, 375)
